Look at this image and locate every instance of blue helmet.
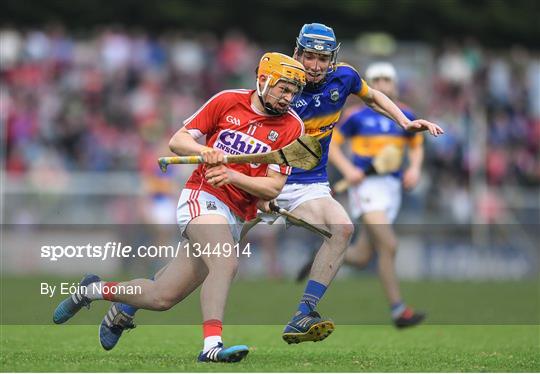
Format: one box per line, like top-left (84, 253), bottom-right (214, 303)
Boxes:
top-left (296, 23), bottom-right (340, 67)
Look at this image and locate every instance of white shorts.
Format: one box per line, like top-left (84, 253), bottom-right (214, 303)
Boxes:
top-left (348, 175), bottom-right (402, 223)
top-left (176, 189), bottom-right (244, 243)
top-left (149, 195), bottom-right (176, 224)
top-left (259, 182), bottom-right (332, 223)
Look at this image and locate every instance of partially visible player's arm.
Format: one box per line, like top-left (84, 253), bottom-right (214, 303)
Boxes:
top-left (328, 139), bottom-right (364, 185)
top-left (205, 167), bottom-right (287, 201)
top-left (361, 87), bottom-right (405, 123)
top-left (169, 91), bottom-right (226, 160)
top-left (169, 127), bottom-right (211, 155)
top-left (169, 127), bottom-right (223, 165)
top-left (360, 87), bottom-right (444, 136)
top-left (408, 143), bottom-right (424, 171)
top-left (403, 142), bottom-right (424, 190)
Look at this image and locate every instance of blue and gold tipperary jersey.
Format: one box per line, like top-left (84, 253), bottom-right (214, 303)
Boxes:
top-left (287, 63), bottom-right (369, 184)
top-left (333, 104), bottom-right (423, 178)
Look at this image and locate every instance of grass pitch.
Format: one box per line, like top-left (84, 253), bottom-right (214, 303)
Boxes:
top-left (1, 325), bottom-right (538, 372)
top-left (1, 277), bottom-right (539, 371)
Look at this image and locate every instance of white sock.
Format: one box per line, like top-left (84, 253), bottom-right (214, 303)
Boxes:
top-left (203, 335), bottom-right (222, 353)
top-left (83, 281), bottom-right (104, 300)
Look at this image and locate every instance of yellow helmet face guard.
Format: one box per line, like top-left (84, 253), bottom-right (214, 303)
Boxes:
top-left (257, 52), bottom-right (306, 113)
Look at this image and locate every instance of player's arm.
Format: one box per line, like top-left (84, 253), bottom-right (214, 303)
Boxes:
top-left (169, 91), bottom-right (231, 163)
top-left (169, 127), bottom-right (209, 155)
top-left (360, 86), bottom-right (443, 136)
top-left (204, 167), bottom-right (287, 201)
top-left (360, 86), bottom-right (411, 128)
top-left (328, 137), bottom-right (364, 185)
top-left (403, 138), bottom-right (424, 190)
top-left (169, 127), bottom-right (223, 165)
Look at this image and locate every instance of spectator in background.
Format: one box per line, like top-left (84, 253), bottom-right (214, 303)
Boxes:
top-left (3, 28), bottom-right (538, 228)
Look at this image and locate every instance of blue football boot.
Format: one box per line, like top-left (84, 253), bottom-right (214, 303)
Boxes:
top-left (99, 303), bottom-right (136, 350)
top-left (282, 307), bottom-right (335, 344)
top-left (197, 343), bottom-right (249, 363)
top-left (53, 274), bottom-right (101, 324)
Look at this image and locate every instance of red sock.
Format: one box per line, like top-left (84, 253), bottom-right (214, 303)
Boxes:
top-left (102, 282), bottom-right (119, 301)
top-left (202, 319), bottom-right (222, 338)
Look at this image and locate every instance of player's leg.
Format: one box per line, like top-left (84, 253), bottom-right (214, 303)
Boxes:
top-left (98, 250), bottom-right (206, 349)
top-left (102, 187), bottom-right (208, 328)
top-left (360, 176), bottom-right (425, 328)
top-left (341, 181), bottom-right (378, 269)
top-left (362, 211), bottom-right (425, 327)
top-left (52, 274), bottom-right (102, 324)
top-left (53, 244), bottom-right (208, 325)
top-left (282, 187), bottom-right (354, 344)
top-left (344, 227), bottom-right (374, 268)
top-left (53, 257), bottom-right (208, 353)
top-left (101, 191), bottom-right (248, 361)
top-left (99, 189), bottom-right (199, 341)
top-left (296, 221), bottom-right (375, 283)
top-left (362, 211), bottom-right (401, 304)
top-left (101, 189), bottom-right (248, 359)
top-left (186, 214), bottom-right (249, 363)
top-left (293, 197), bottom-right (354, 285)
top-left (99, 246), bottom-right (182, 349)
top-left (296, 219), bottom-right (374, 282)
top-left (187, 215), bottom-right (238, 323)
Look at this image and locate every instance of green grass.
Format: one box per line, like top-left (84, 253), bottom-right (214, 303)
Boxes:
top-left (2, 277), bottom-right (539, 324)
top-left (1, 277), bottom-right (539, 371)
top-left (1, 325), bottom-right (538, 372)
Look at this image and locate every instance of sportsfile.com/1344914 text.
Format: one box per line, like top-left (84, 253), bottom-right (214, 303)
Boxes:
top-left (40, 241), bottom-right (252, 262)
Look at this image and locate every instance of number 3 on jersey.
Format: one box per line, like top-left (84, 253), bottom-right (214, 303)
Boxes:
top-left (313, 95), bottom-right (321, 107)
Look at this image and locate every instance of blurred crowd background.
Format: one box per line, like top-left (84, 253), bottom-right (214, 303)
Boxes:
top-left (3, 25), bottom-right (538, 223)
top-left (2, 0), bottom-right (539, 279)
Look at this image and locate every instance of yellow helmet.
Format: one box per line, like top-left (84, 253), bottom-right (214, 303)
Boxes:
top-left (257, 52), bottom-right (306, 90)
top-left (256, 53), bottom-right (306, 114)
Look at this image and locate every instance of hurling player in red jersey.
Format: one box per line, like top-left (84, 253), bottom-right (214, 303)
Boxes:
top-left (52, 52), bottom-right (306, 363)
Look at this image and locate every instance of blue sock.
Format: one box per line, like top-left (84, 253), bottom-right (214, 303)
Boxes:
top-left (118, 275), bottom-right (155, 316)
top-left (297, 280), bottom-right (327, 315)
top-left (118, 302), bottom-right (138, 316)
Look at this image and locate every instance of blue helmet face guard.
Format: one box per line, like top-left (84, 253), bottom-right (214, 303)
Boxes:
top-left (296, 23), bottom-right (341, 73)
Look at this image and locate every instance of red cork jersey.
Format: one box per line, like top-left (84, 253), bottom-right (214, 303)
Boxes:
top-left (183, 89), bottom-right (304, 220)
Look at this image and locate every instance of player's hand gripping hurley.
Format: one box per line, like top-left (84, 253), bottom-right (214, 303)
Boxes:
top-left (333, 144), bottom-right (403, 193)
top-left (158, 135), bottom-right (321, 172)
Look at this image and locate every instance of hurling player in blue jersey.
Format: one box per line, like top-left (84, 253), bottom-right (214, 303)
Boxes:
top-left (261, 23), bottom-right (443, 344)
top-left (330, 62), bottom-right (426, 328)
